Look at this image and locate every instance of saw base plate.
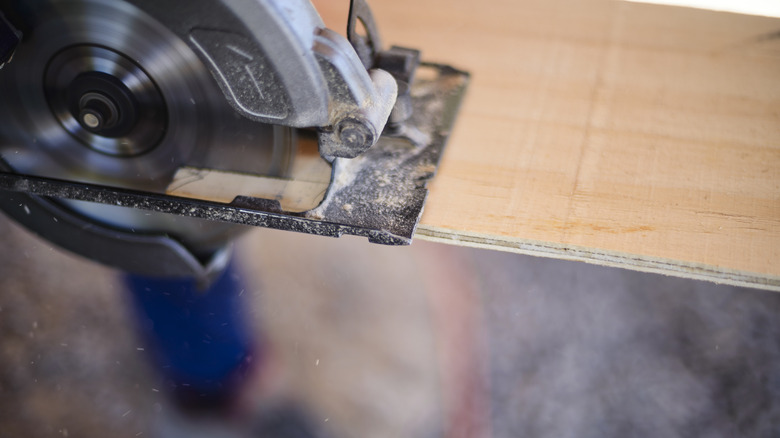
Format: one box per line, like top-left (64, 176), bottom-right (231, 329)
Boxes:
top-left (0, 63), bottom-right (469, 245)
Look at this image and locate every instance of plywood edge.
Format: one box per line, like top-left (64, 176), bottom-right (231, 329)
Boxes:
top-left (415, 225), bottom-right (780, 293)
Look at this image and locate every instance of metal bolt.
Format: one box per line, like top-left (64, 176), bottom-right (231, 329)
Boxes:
top-left (81, 112), bottom-right (101, 129)
top-left (78, 92), bottom-right (118, 132)
top-left (337, 118), bottom-right (375, 153)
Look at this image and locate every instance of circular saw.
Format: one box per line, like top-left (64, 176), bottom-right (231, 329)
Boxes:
top-left (0, 0), bottom-right (469, 281)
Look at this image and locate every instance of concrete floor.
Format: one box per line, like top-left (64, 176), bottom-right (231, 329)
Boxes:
top-left (1, 213), bottom-right (779, 437)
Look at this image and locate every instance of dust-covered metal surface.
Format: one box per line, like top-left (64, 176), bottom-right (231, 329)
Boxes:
top-left (0, 64), bottom-right (469, 245)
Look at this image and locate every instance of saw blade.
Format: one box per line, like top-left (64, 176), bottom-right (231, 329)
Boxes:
top-left (0, 0), bottom-right (294, 252)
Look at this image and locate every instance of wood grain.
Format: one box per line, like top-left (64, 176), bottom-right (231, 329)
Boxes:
top-left (344, 0), bottom-right (780, 290)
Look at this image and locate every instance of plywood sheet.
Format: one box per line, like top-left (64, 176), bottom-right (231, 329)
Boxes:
top-left (361, 0), bottom-right (780, 290)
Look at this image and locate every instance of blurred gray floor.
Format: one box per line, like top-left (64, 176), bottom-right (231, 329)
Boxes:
top-left (1, 213), bottom-right (779, 437)
top-left (476, 251), bottom-right (780, 438)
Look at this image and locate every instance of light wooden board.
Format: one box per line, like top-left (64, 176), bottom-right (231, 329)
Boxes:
top-left (339, 0), bottom-right (779, 291)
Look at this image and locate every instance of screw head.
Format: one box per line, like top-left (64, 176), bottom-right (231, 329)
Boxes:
top-left (337, 118), bottom-right (375, 153)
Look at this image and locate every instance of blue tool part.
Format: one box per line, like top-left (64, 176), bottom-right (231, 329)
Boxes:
top-left (124, 258), bottom-right (260, 411)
